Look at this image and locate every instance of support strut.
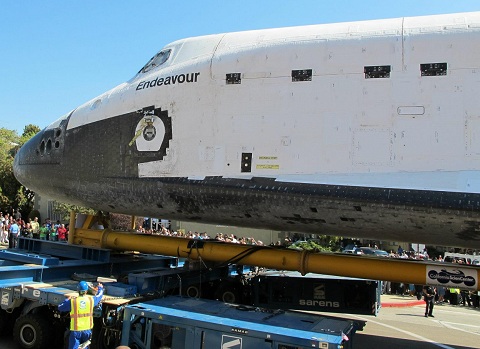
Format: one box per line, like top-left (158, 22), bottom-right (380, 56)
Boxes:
top-left (70, 214), bottom-right (480, 291)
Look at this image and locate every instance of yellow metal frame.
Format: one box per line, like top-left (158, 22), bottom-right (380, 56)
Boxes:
top-left (69, 213), bottom-right (480, 291)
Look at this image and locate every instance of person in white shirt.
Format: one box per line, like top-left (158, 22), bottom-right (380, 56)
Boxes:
top-left (0, 215), bottom-right (4, 243)
top-left (0, 213), bottom-right (6, 245)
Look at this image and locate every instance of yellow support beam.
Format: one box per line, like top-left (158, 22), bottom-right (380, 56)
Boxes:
top-left (68, 211), bottom-right (76, 245)
top-left (130, 216), bottom-right (136, 231)
top-left (71, 224), bottom-right (480, 291)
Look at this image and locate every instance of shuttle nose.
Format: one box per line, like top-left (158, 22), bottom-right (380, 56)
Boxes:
top-left (13, 138), bottom-right (27, 185)
top-left (14, 129), bottom-right (48, 191)
top-left (14, 118), bottom-right (68, 196)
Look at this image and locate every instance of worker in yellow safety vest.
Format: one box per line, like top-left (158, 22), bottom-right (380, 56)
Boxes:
top-left (58, 281), bottom-right (104, 349)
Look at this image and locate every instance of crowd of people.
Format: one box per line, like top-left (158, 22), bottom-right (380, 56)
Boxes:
top-left (383, 252), bottom-right (480, 317)
top-left (2, 211), bottom-right (273, 248)
top-left (386, 244), bottom-right (452, 261)
top-left (0, 210), bottom-right (68, 249)
top-left (417, 282), bottom-right (478, 318)
top-left (135, 224), bottom-right (268, 246)
top-left (343, 244), bottom-right (480, 317)
top-left (1, 210), bottom-right (279, 249)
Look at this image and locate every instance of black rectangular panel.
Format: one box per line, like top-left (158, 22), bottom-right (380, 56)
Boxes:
top-left (364, 65), bottom-right (391, 79)
top-left (292, 69), bottom-right (312, 82)
top-left (241, 152), bottom-right (252, 172)
top-left (421, 63), bottom-right (447, 76)
top-left (226, 73), bottom-right (241, 84)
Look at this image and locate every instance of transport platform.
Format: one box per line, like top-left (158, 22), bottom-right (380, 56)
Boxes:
top-left (1, 293), bottom-right (478, 349)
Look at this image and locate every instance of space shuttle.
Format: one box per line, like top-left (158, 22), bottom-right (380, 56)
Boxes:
top-left (13, 12), bottom-right (480, 249)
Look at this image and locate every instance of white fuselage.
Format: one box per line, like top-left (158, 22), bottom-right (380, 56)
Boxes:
top-left (61, 12), bottom-right (480, 193)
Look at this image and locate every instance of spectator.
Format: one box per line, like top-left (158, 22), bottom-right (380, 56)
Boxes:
top-left (57, 224), bottom-right (68, 242)
top-left (0, 212), bottom-right (5, 244)
top-left (50, 223), bottom-right (58, 241)
top-left (423, 285), bottom-right (436, 317)
top-left (14, 209), bottom-right (22, 221)
top-left (31, 217), bottom-right (40, 239)
top-left (39, 223), bottom-right (49, 240)
top-left (437, 287), bottom-right (446, 304)
top-left (2, 213), bottom-right (9, 245)
top-left (449, 288), bottom-right (460, 305)
top-left (8, 219), bottom-right (20, 248)
top-left (23, 222), bottom-right (33, 238)
top-left (461, 290), bottom-right (471, 306)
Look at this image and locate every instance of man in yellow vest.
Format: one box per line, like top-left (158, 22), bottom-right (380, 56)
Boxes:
top-left (59, 281), bottom-right (104, 349)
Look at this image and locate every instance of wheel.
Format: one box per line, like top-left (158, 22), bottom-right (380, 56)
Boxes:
top-left (0, 307), bottom-right (21, 336)
top-left (215, 283), bottom-right (241, 303)
top-left (0, 308), bottom-right (18, 336)
top-left (13, 314), bottom-right (53, 349)
top-left (185, 285), bottom-right (201, 298)
top-left (0, 310), bottom-right (8, 335)
top-left (221, 289), bottom-right (239, 303)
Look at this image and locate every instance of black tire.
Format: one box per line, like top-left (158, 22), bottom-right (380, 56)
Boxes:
top-left (221, 288), bottom-right (240, 303)
top-left (0, 307), bottom-right (21, 336)
top-left (0, 309), bottom-right (13, 336)
top-left (216, 283), bottom-right (241, 303)
top-left (13, 314), bottom-right (53, 349)
top-left (185, 285), bottom-right (201, 298)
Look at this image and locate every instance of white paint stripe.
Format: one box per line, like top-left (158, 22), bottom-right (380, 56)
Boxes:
top-left (436, 320), bottom-right (480, 335)
top-left (433, 307), bottom-right (480, 317)
top-left (438, 321), bottom-right (480, 328)
top-left (352, 315), bottom-right (456, 349)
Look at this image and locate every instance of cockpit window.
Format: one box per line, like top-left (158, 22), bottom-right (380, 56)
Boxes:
top-left (138, 49), bottom-right (171, 74)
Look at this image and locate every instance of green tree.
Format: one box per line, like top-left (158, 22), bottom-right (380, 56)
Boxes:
top-left (287, 235), bottom-right (343, 252)
top-left (0, 128), bottom-right (21, 210)
top-left (0, 125), bottom-right (40, 215)
top-left (51, 203), bottom-right (143, 231)
top-left (52, 202), bottom-right (97, 222)
top-left (109, 213), bottom-right (144, 231)
top-left (19, 124), bottom-right (41, 145)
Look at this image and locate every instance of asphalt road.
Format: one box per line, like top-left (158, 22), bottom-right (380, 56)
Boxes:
top-left (347, 301), bottom-right (480, 349)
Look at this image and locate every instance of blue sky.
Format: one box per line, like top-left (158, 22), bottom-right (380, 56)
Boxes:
top-left (1, 1), bottom-right (479, 134)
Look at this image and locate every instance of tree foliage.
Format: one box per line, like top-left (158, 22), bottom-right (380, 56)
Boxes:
top-left (52, 202), bottom-right (97, 222)
top-left (109, 213), bottom-right (144, 231)
top-left (0, 125), bottom-right (40, 215)
top-left (51, 203), bottom-right (143, 231)
top-left (287, 235), bottom-right (343, 252)
top-left (19, 124), bottom-right (41, 145)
